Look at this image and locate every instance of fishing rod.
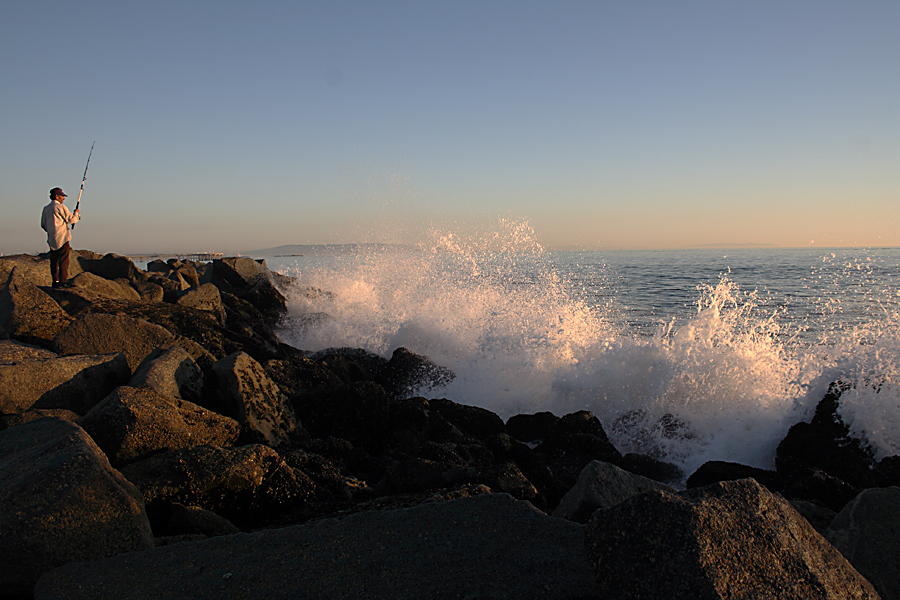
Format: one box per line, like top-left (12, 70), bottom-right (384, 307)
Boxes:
top-left (72, 141), bottom-right (94, 230)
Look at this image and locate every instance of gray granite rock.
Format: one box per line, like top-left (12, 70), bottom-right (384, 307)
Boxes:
top-left (35, 494), bottom-right (598, 600)
top-left (0, 268), bottom-right (72, 347)
top-left (129, 344), bottom-right (205, 402)
top-left (53, 312), bottom-right (174, 371)
top-left (211, 351), bottom-right (298, 446)
top-left (0, 418), bottom-right (154, 596)
top-left (78, 386), bottom-right (240, 465)
top-left (585, 478), bottom-right (880, 599)
top-left (0, 346), bottom-right (130, 414)
top-left (175, 282), bottom-right (225, 324)
top-left (553, 459), bottom-right (675, 523)
top-left (69, 271), bottom-right (141, 301)
top-left (828, 486), bottom-right (900, 600)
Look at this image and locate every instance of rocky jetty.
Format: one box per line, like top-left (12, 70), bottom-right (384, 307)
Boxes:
top-left (0, 250), bottom-right (897, 599)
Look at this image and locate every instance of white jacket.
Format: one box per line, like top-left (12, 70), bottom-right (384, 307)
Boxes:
top-left (41, 200), bottom-right (80, 250)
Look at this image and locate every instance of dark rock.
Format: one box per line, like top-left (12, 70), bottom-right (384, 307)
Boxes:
top-left (264, 355), bottom-right (344, 393)
top-left (0, 418), bottom-right (154, 596)
top-left (827, 486), bottom-right (900, 600)
top-left (585, 478), bottom-right (881, 599)
top-left (238, 278), bottom-right (288, 322)
top-left (119, 443), bottom-right (316, 528)
top-left (383, 395), bottom-right (461, 453)
top-left (783, 467), bottom-right (861, 512)
top-left (375, 456), bottom-right (472, 495)
top-left (35, 494), bottom-right (599, 600)
top-left (687, 460), bottom-right (783, 492)
top-left (872, 455), bottom-right (900, 487)
top-left (146, 259), bottom-right (168, 273)
top-left (172, 263), bottom-right (199, 288)
top-left (211, 256), bottom-right (269, 289)
top-left (0, 254), bottom-right (53, 287)
top-left (0, 338), bottom-right (57, 361)
top-left (78, 253), bottom-right (148, 282)
top-left (378, 347), bottom-right (455, 398)
top-left (790, 499), bottom-right (837, 536)
top-left (78, 386), bottom-right (240, 466)
top-left (506, 411), bottom-right (558, 442)
top-left (0, 342), bottom-right (130, 415)
top-left (148, 501), bottom-right (241, 538)
top-left (175, 282), bottom-right (226, 324)
top-left (308, 346), bottom-right (387, 382)
top-left (129, 344), bottom-right (205, 402)
top-left (1, 268), bottom-right (72, 347)
top-left (99, 300), bottom-right (230, 360)
top-left (535, 410), bottom-right (622, 490)
top-left (553, 460), bottom-right (675, 523)
top-left (0, 408), bottom-right (80, 430)
top-left (210, 351), bottom-right (298, 446)
top-left (428, 397), bottom-right (506, 440)
top-left (292, 381), bottom-right (391, 452)
top-left (617, 452), bottom-right (684, 484)
top-left (776, 382), bottom-right (876, 489)
top-left (52, 313), bottom-right (174, 372)
top-left (68, 271), bottom-right (141, 301)
top-left (146, 273), bottom-right (185, 301)
top-left (478, 462), bottom-right (541, 504)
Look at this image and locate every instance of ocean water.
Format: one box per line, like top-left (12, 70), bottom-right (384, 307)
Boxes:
top-left (266, 228), bottom-right (900, 478)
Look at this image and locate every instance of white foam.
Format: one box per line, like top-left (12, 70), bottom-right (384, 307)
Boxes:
top-left (275, 224), bottom-right (900, 475)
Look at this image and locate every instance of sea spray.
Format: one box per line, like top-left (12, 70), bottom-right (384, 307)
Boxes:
top-left (272, 227), bottom-right (900, 477)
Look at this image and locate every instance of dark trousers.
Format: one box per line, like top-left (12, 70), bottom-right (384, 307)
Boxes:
top-left (49, 242), bottom-right (71, 285)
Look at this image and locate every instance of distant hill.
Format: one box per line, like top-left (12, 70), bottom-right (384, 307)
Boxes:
top-left (243, 243), bottom-right (420, 257)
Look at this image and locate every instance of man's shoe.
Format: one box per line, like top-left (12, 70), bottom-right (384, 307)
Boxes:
top-left (51, 281), bottom-right (61, 288)
top-left (60, 282), bottom-right (74, 289)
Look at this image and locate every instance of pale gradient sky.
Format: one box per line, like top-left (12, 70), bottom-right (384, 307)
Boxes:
top-left (2, 1), bottom-right (898, 255)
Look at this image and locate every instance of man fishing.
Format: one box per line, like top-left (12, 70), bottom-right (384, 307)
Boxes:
top-left (40, 187), bottom-right (80, 287)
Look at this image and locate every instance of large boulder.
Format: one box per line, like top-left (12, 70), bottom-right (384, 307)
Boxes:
top-left (210, 351), bottom-right (298, 446)
top-left (535, 410), bottom-right (622, 490)
top-left (175, 282), bottom-right (226, 324)
top-left (78, 386), bottom-right (240, 466)
top-left (292, 381), bottom-right (391, 451)
top-left (52, 313), bottom-right (174, 371)
top-left (777, 382), bottom-right (876, 492)
top-left (585, 478), bottom-right (880, 599)
top-left (428, 397), bottom-right (505, 440)
top-left (118, 443), bottom-right (314, 527)
top-left (35, 494), bottom-right (599, 600)
top-left (0, 254), bottom-right (53, 287)
top-left (129, 344), bottom-right (205, 402)
top-left (210, 256), bottom-right (268, 289)
top-left (0, 418), bottom-right (154, 596)
top-left (827, 486), bottom-right (900, 600)
top-left (77, 253), bottom-right (148, 283)
top-left (1, 408), bottom-right (80, 430)
top-left (131, 280), bottom-right (164, 302)
top-left (378, 347), bottom-right (456, 398)
top-left (506, 411), bottom-right (559, 442)
top-left (0, 341), bottom-right (130, 415)
top-left (553, 460), bottom-right (675, 523)
top-left (0, 268), bottom-right (72, 347)
top-left (68, 271), bottom-right (141, 301)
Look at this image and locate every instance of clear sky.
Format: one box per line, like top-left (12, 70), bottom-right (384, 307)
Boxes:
top-left (2, 1), bottom-right (898, 255)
